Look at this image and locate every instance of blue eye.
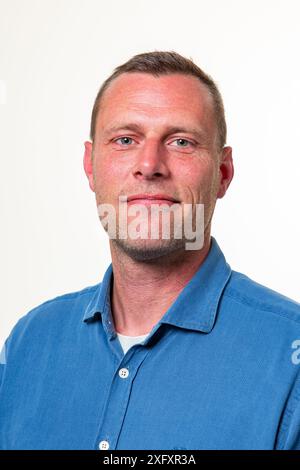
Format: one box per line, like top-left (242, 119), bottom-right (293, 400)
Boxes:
top-left (171, 139), bottom-right (191, 147)
top-left (116, 137), bottom-right (133, 145)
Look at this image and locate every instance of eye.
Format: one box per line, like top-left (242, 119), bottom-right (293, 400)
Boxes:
top-left (115, 136), bottom-right (134, 145)
top-left (169, 138), bottom-right (193, 148)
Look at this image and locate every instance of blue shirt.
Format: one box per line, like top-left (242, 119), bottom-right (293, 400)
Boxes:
top-left (1, 237), bottom-right (300, 450)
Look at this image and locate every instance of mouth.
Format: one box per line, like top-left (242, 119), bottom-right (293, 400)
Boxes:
top-left (126, 194), bottom-right (180, 206)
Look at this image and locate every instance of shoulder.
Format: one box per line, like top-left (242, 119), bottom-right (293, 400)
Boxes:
top-left (26, 283), bottom-right (99, 318)
top-left (224, 270), bottom-right (300, 325)
top-left (7, 283), bottom-right (101, 346)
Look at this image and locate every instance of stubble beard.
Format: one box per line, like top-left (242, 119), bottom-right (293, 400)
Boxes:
top-left (110, 235), bottom-right (187, 262)
top-left (96, 191), bottom-right (211, 263)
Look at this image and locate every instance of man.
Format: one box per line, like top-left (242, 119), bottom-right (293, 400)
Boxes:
top-left (1, 51), bottom-right (300, 450)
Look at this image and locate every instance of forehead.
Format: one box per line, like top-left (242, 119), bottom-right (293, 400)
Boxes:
top-left (97, 72), bottom-right (215, 130)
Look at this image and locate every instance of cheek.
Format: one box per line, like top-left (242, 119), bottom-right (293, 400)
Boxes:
top-left (95, 146), bottom-right (130, 177)
top-left (175, 159), bottom-right (216, 196)
top-left (93, 154), bottom-right (128, 201)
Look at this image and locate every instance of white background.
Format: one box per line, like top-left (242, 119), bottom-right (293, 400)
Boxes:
top-left (1, 0), bottom-right (300, 346)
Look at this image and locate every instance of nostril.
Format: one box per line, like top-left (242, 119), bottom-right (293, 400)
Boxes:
top-left (133, 170), bottom-right (164, 179)
top-left (132, 156), bottom-right (170, 179)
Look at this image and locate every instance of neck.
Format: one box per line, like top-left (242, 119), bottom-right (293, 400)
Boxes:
top-left (109, 232), bottom-right (212, 336)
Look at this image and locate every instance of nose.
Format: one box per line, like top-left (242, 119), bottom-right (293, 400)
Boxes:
top-left (132, 139), bottom-right (170, 181)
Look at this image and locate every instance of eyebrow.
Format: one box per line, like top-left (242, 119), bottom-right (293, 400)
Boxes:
top-left (102, 123), bottom-right (209, 142)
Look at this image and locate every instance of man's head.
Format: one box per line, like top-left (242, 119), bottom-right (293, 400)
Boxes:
top-left (84, 51), bottom-right (234, 261)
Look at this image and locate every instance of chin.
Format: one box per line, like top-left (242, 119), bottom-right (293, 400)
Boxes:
top-left (112, 238), bottom-right (186, 262)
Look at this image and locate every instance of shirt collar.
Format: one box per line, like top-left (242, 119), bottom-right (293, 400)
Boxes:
top-left (83, 237), bottom-right (232, 335)
top-left (83, 262), bottom-right (115, 334)
top-left (159, 237), bottom-right (232, 333)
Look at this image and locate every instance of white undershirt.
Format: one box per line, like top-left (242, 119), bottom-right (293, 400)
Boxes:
top-left (116, 332), bottom-right (149, 355)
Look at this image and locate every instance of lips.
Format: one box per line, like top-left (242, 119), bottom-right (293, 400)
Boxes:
top-left (126, 194), bottom-right (180, 205)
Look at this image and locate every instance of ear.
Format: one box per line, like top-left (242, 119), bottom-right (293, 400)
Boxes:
top-left (217, 146), bottom-right (234, 199)
top-left (83, 141), bottom-right (95, 192)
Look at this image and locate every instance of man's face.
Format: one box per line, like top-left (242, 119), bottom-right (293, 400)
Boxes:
top-left (84, 72), bottom-right (233, 260)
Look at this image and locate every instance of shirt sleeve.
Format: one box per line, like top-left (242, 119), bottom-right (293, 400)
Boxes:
top-left (282, 397), bottom-right (300, 449)
top-left (277, 370), bottom-right (300, 450)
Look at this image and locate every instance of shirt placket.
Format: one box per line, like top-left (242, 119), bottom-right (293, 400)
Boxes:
top-left (94, 343), bottom-right (152, 451)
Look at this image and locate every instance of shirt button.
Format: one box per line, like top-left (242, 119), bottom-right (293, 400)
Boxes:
top-left (118, 368), bottom-right (129, 379)
top-left (99, 440), bottom-right (110, 450)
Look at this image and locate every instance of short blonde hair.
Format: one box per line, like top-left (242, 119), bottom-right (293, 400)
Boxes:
top-left (90, 51), bottom-right (227, 150)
